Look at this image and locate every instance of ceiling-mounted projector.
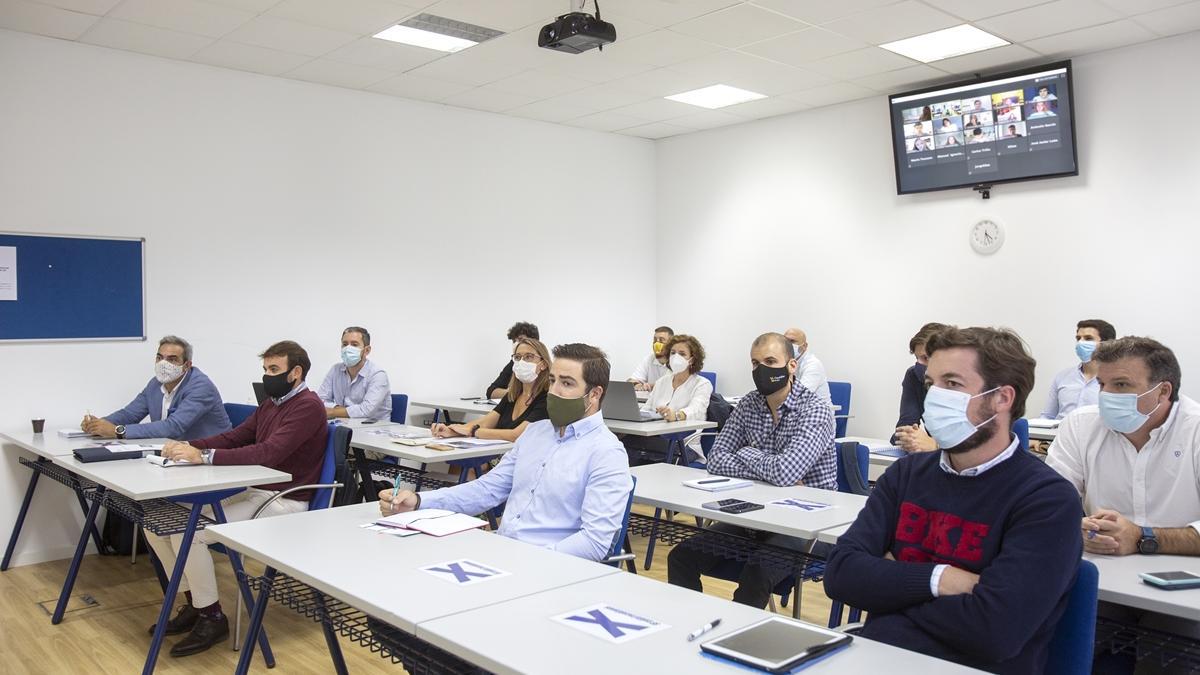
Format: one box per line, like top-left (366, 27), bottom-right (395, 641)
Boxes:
top-left (538, 0), bottom-right (615, 54)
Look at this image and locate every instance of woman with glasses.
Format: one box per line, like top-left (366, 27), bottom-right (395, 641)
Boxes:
top-left (433, 337), bottom-right (551, 442)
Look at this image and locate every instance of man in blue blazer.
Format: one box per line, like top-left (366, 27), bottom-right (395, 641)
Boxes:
top-left (82, 335), bottom-right (231, 440)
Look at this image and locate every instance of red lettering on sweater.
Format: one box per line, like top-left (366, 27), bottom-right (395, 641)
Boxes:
top-left (895, 502), bottom-right (929, 543)
top-left (894, 501), bottom-right (991, 566)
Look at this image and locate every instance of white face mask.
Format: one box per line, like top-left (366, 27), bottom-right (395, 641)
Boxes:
top-left (155, 360), bottom-right (185, 384)
top-left (669, 353), bottom-right (690, 374)
top-left (512, 359), bottom-right (539, 384)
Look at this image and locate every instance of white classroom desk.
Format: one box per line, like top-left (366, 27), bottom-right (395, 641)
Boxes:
top-left (1, 427), bottom-right (173, 457)
top-left (349, 425), bottom-right (514, 464)
top-left (630, 463), bottom-right (867, 540)
top-left (1086, 553), bottom-right (1200, 622)
top-left (816, 524), bottom-right (851, 546)
top-left (410, 397), bottom-right (498, 420)
top-left (206, 502), bottom-right (622, 633)
top-left (411, 396), bottom-right (718, 437)
top-left (50, 454), bottom-right (289, 501)
top-left (417, 570), bottom-right (984, 675)
top-left (1027, 425), bottom-right (1060, 442)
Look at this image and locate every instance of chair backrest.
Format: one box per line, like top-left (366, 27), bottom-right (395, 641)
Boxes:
top-left (1012, 417), bottom-right (1029, 452)
top-left (1045, 559), bottom-right (1099, 675)
top-left (698, 371), bottom-right (717, 390)
top-left (828, 381), bottom-right (851, 437)
top-left (390, 394), bottom-right (409, 424)
top-left (308, 423), bottom-right (343, 511)
top-left (606, 476), bottom-right (637, 567)
top-left (835, 441), bottom-right (871, 495)
top-left (224, 402), bottom-right (256, 428)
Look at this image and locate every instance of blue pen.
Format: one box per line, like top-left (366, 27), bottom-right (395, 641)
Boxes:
top-left (391, 474), bottom-right (402, 504)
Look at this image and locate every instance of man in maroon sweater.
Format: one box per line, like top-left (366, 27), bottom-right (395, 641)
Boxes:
top-left (148, 340), bottom-right (328, 657)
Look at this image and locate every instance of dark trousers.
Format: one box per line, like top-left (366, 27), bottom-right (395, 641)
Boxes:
top-left (666, 523), bottom-right (815, 609)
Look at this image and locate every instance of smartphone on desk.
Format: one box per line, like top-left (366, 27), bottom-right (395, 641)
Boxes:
top-left (1139, 571), bottom-right (1200, 590)
top-left (702, 499), bottom-right (765, 514)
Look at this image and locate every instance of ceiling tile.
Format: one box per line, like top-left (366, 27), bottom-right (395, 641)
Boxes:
top-left (536, 50), bottom-right (656, 83)
top-left (32, 0), bottom-right (121, 15)
top-left (487, 69), bottom-right (593, 97)
top-left (803, 46), bottom-right (917, 80)
top-left (462, 25), bottom-right (570, 71)
top-left (506, 97), bottom-right (600, 122)
top-left (224, 15), bottom-right (359, 56)
top-left (930, 43), bottom-right (1042, 74)
top-left (615, 67), bottom-right (717, 97)
top-left (976, 0), bottom-right (1124, 42)
top-left (0, 0), bottom-right (98, 39)
top-left (1134, 1), bottom-right (1200, 35)
top-left (557, 82), bottom-right (650, 110)
top-left (324, 37), bottom-right (442, 71)
top-left (366, 71), bottom-right (473, 100)
top-left (671, 3), bottom-right (807, 48)
top-left (80, 17), bottom-right (214, 59)
top-left (109, 0), bottom-right (254, 38)
top-left (919, 0), bottom-right (1055, 22)
top-left (719, 94), bottom-right (812, 118)
top-left (439, 84), bottom-right (542, 112)
top-left (203, 0), bottom-right (280, 11)
top-left (740, 27), bottom-right (867, 66)
top-left (668, 109), bottom-right (745, 129)
top-left (285, 57), bottom-right (395, 88)
top-left (191, 40), bottom-right (314, 75)
top-left (602, 29), bottom-right (725, 66)
top-left (852, 63), bottom-right (951, 92)
top-left (595, 11), bottom-right (658, 40)
top-left (265, 0), bottom-right (416, 35)
top-left (566, 110), bottom-right (650, 132)
top-left (749, 0), bottom-right (904, 25)
top-left (419, 0), bottom-right (565, 32)
top-left (606, 96), bottom-right (702, 121)
top-left (1096, 0), bottom-right (1195, 16)
top-left (671, 50), bottom-right (834, 94)
top-left (617, 121), bottom-right (693, 138)
top-left (404, 48), bottom-right (527, 85)
top-left (787, 81), bottom-right (877, 107)
top-left (822, 1), bottom-right (961, 44)
top-left (1024, 18), bottom-right (1158, 56)
top-left (595, 0), bottom-right (740, 28)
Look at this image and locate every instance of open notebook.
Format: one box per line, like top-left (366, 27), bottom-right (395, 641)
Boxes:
top-left (374, 509), bottom-right (486, 537)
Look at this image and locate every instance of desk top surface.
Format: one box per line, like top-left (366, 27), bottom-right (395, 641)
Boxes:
top-left (1086, 552), bottom-right (1200, 621)
top-left (349, 425), bottom-right (514, 463)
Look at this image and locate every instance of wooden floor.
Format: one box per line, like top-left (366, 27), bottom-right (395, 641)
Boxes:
top-left (0, 504), bottom-right (835, 674)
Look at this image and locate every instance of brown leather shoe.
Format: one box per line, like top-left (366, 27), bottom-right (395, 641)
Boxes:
top-left (147, 604), bottom-right (199, 636)
top-left (169, 614), bottom-right (229, 657)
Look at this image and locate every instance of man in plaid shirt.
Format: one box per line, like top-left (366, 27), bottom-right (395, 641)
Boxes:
top-left (667, 332), bottom-right (837, 607)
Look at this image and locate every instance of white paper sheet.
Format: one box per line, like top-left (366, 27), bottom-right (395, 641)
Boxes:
top-left (0, 246), bottom-right (15, 301)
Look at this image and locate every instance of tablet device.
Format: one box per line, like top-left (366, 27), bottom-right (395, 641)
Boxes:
top-left (700, 617), bottom-right (852, 673)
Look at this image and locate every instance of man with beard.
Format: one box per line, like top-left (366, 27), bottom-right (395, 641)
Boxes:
top-left (824, 326), bottom-right (1082, 674)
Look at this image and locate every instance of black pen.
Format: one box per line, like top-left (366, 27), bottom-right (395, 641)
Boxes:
top-left (687, 618), bottom-right (722, 641)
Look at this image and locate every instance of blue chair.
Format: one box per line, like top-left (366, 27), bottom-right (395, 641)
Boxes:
top-left (699, 371), bottom-right (717, 390)
top-left (1045, 560), bottom-right (1099, 675)
top-left (828, 382), bottom-right (851, 438)
top-left (224, 402), bottom-right (256, 428)
top-left (389, 394), bottom-right (408, 424)
top-left (1013, 417), bottom-right (1029, 453)
top-left (603, 476), bottom-right (638, 570)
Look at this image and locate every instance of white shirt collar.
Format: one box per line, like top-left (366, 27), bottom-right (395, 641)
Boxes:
top-left (939, 434), bottom-right (1019, 477)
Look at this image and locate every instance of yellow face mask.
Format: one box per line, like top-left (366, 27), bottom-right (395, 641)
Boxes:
top-left (653, 341), bottom-right (665, 355)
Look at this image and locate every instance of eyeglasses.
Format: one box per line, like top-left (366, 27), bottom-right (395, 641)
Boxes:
top-left (512, 353), bottom-right (542, 364)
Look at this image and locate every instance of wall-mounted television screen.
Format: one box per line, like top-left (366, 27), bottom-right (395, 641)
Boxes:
top-left (889, 60), bottom-right (1077, 195)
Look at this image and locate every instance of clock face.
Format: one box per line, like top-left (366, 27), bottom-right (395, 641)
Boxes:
top-left (971, 219), bottom-right (1004, 254)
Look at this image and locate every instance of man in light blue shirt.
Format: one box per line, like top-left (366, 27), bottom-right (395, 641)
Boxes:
top-left (1041, 319), bottom-right (1116, 419)
top-left (317, 326), bottom-right (391, 421)
top-left (380, 343), bottom-right (632, 562)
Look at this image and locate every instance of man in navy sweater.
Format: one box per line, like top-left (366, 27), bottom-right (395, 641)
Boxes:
top-left (825, 326), bottom-right (1082, 674)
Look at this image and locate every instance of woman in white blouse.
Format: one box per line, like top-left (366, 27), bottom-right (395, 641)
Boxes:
top-left (642, 334), bottom-right (712, 419)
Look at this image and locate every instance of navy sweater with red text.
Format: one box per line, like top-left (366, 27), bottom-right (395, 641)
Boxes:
top-left (824, 449), bottom-right (1083, 674)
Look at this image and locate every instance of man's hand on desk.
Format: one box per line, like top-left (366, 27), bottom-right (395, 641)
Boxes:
top-left (894, 425), bottom-right (937, 453)
top-left (83, 416), bottom-right (118, 438)
top-left (1082, 510), bottom-right (1139, 556)
top-left (162, 440), bottom-right (203, 464)
top-left (379, 488), bottom-right (420, 516)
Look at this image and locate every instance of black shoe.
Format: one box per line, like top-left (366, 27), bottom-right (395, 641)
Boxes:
top-left (169, 614), bottom-right (229, 657)
top-left (148, 604), bottom-right (199, 636)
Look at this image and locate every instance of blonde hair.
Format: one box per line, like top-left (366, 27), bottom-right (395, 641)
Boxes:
top-left (506, 337), bottom-right (551, 403)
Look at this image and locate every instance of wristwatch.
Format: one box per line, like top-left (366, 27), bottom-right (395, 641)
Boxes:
top-left (114, 425), bottom-right (126, 439)
top-left (1137, 526), bottom-right (1159, 554)
top-left (469, 425), bottom-right (480, 438)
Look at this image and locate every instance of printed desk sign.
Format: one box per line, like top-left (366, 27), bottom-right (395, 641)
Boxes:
top-left (770, 498), bottom-right (832, 512)
top-left (420, 559), bottom-right (510, 586)
top-left (552, 603), bottom-right (670, 644)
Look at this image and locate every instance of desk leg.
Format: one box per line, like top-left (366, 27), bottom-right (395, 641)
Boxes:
top-left (2, 460), bottom-right (43, 571)
top-left (51, 486), bottom-right (106, 624)
top-left (313, 590), bottom-right (348, 675)
top-left (236, 567), bottom-right (277, 675)
top-left (143, 503), bottom-right (202, 675)
top-left (790, 538), bottom-right (819, 621)
top-left (352, 447), bottom-right (375, 504)
top-left (70, 477), bottom-right (106, 555)
top-left (643, 507), bottom-right (663, 571)
top-left (414, 463), bottom-right (426, 492)
top-left (623, 533), bottom-right (637, 574)
top-left (212, 502), bottom-right (275, 668)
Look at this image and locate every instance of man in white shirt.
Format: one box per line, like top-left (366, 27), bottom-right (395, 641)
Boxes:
top-left (1040, 319), bottom-right (1115, 420)
top-left (316, 326), bottom-right (391, 421)
top-left (783, 328), bottom-right (831, 402)
top-left (1047, 336), bottom-right (1200, 557)
top-left (628, 325), bottom-right (673, 391)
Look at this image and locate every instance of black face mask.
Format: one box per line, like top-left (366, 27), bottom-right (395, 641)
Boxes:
top-left (753, 364), bottom-right (790, 397)
top-left (262, 370), bottom-right (294, 399)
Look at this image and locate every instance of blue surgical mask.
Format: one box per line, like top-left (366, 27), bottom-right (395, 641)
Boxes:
top-left (1098, 383), bottom-right (1164, 434)
top-left (1075, 340), bottom-right (1097, 363)
top-left (792, 343), bottom-right (803, 359)
top-left (340, 346), bottom-right (362, 368)
top-left (923, 385), bottom-right (999, 449)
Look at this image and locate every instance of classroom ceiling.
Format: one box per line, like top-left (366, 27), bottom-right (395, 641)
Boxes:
top-left (4, 0), bottom-right (1199, 138)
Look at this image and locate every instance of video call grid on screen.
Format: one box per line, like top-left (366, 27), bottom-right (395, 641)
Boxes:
top-left (889, 64), bottom-right (1076, 194)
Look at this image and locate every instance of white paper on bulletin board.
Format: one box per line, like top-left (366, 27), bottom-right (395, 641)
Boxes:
top-left (0, 246), bottom-right (16, 301)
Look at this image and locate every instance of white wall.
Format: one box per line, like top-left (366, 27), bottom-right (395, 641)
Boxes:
top-left (657, 31), bottom-right (1200, 438)
top-left (0, 29), bottom-right (656, 566)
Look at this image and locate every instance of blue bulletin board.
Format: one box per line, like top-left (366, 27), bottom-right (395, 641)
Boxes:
top-left (0, 232), bottom-right (145, 341)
